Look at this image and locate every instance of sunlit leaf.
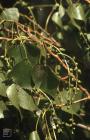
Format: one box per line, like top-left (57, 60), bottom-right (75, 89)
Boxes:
top-left (29, 131), bottom-right (40, 140)
top-left (52, 12), bottom-right (63, 28)
top-left (68, 3), bottom-right (85, 21)
top-left (59, 5), bottom-right (65, 18)
top-left (54, 89), bottom-right (82, 114)
top-left (6, 84), bottom-right (37, 111)
top-left (0, 78), bottom-right (7, 97)
top-left (1, 8), bottom-right (19, 21)
top-left (87, 33), bottom-right (90, 41)
top-left (0, 101), bottom-right (7, 118)
top-left (6, 84), bottom-right (19, 110)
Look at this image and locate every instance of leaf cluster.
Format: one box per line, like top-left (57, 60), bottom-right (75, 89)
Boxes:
top-left (0, 0), bottom-right (90, 140)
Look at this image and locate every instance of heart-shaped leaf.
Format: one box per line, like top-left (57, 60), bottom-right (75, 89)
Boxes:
top-left (68, 3), bottom-right (85, 21)
top-left (9, 60), bottom-right (32, 89)
top-left (52, 12), bottom-right (63, 28)
top-left (6, 84), bottom-right (37, 111)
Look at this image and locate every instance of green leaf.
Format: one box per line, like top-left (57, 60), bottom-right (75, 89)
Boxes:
top-left (54, 89), bottom-right (82, 114)
top-left (10, 60), bottom-right (32, 89)
top-left (52, 5), bottom-right (65, 28)
top-left (83, 50), bottom-right (90, 69)
top-left (0, 78), bottom-right (7, 97)
top-left (40, 46), bottom-right (47, 57)
top-left (69, 18), bottom-right (81, 30)
top-left (18, 87), bottom-right (37, 111)
top-left (55, 32), bottom-right (64, 40)
top-left (0, 60), bottom-right (3, 68)
top-left (61, 29), bottom-right (82, 54)
top-left (27, 44), bottom-right (40, 67)
top-left (6, 84), bottom-right (37, 111)
top-left (1, 8), bottom-right (19, 21)
top-left (59, 5), bottom-right (65, 18)
top-left (0, 101), bottom-right (7, 118)
top-left (29, 131), bottom-right (40, 140)
top-left (40, 67), bottom-right (59, 98)
top-left (68, 3), bottom-right (85, 21)
top-left (6, 84), bottom-right (19, 110)
top-left (32, 65), bottom-right (46, 88)
top-left (0, 70), bottom-right (7, 97)
top-left (87, 33), bottom-right (90, 41)
top-left (0, 72), bottom-right (5, 81)
top-left (8, 45), bottom-right (27, 65)
top-left (0, 61), bottom-right (7, 97)
top-left (52, 12), bottom-right (63, 28)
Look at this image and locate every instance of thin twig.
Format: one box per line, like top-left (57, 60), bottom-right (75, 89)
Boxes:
top-left (85, 0), bottom-right (90, 4)
top-left (0, 19), bottom-right (90, 97)
top-left (75, 123), bottom-right (90, 131)
top-left (55, 95), bottom-right (90, 108)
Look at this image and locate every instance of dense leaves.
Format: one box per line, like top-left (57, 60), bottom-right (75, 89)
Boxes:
top-left (0, 0), bottom-right (90, 140)
top-left (54, 89), bottom-right (82, 114)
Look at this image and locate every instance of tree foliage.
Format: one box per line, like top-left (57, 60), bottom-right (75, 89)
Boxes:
top-left (0, 0), bottom-right (90, 139)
